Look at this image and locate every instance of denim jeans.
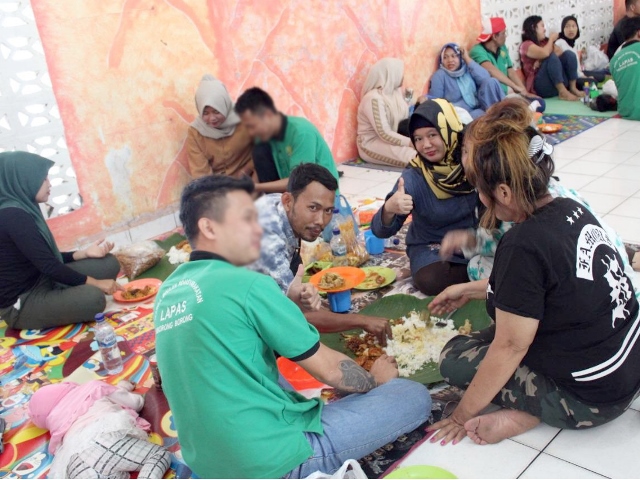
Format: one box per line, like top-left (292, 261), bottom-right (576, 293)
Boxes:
top-left (534, 51), bottom-right (579, 98)
top-left (286, 379), bottom-right (431, 478)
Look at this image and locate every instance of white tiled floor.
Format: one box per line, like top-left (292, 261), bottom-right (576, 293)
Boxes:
top-left (338, 118), bottom-right (640, 478)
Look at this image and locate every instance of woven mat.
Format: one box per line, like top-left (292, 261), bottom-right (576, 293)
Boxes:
top-left (540, 114), bottom-right (610, 146)
top-left (543, 96), bottom-right (618, 118)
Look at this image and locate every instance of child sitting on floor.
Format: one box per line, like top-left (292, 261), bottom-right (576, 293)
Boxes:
top-left (28, 380), bottom-right (170, 479)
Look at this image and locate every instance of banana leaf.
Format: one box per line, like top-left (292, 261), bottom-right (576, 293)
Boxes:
top-left (320, 294), bottom-right (492, 385)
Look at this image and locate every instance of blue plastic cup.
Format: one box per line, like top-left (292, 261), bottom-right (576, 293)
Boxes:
top-left (328, 290), bottom-right (352, 313)
top-left (364, 230), bottom-right (385, 255)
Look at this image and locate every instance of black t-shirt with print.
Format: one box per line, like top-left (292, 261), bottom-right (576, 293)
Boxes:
top-left (487, 198), bottom-right (640, 406)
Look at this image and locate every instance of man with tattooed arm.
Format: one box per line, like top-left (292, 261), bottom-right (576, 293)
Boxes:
top-left (154, 175), bottom-right (431, 479)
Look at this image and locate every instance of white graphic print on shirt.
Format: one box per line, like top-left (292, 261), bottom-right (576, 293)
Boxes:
top-left (573, 224), bottom-right (639, 382)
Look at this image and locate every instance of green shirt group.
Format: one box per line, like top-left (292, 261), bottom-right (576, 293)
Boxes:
top-left (154, 255), bottom-right (323, 478)
top-left (266, 115), bottom-right (340, 181)
top-left (612, 41), bottom-right (640, 121)
top-left (470, 43), bottom-right (514, 95)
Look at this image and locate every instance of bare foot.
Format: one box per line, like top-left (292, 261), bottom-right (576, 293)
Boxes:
top-left (559, 90), bottom-right (580, 101)
top-left (463, 409), bottom-right (541, 445)
top-left (571, 89), bottom-right (586, 98)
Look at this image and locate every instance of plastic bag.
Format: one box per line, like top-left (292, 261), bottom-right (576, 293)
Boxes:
top-left (602, 79), bottom-right (618, 98)
top-left (583, 45), bottom-right (609, 71)
top-left (115, 241), bottom-right (165, 279)
top-left (305, 459), bottom-right (367, 479)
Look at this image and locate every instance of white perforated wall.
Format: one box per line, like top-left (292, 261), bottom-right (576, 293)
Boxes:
top-left (480, 0), bottom-right (614, 68)
top-left (0, 0), bottom-right (81, 218)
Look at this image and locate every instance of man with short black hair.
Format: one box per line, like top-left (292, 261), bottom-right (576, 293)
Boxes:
top-left (235, 87), bottom-right (340, 194)
top-left (249, 163), bottom-right (392, 343)
top-left (608, 0), bottom-right (640, 59)
top-left (154, 175), bottom-right (431, 479)
top-left (611, 16), bottom-right (640, 120)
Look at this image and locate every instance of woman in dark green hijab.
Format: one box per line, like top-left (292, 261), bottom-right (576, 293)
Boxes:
top-left (0, 151), bottom-right (122, 330)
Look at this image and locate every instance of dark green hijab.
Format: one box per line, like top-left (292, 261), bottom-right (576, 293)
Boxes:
top-left (0, 151), bottom-right (62, 260)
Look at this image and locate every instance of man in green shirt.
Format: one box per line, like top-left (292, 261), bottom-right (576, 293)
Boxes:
top-left (470, 16), bottom-right (544, 111)
top-left (154, 175), bottom-right (430, 479)
top-left (235, 87), bottom-right (340, 194)
top-left (612, 17), bottom-right (640, 121)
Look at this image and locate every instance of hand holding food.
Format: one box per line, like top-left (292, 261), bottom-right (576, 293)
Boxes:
top-left (385, 178), bottom-right (413, 216)
top-left (440, 229), bottom-right (476, 260)
top-left (369, 354), bottom-right (399, 385)
top-left (429, 284), bottom-right (471, 316)
top-left (353, 314), bottom-right (392, 346)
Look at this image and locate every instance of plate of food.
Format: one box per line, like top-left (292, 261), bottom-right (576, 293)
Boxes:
top-left (303, 261), bottom-right (332, 282)
top-left (320, 294), bottom-right (492, 384)
top-left (354, 267), bottom-right (396, 290)
top-left (538, 123), bottom-right (562, 134)
top-left (113, 278), bottom-right (162, 303)
top-left (309, 267), bottom-right (366, 293)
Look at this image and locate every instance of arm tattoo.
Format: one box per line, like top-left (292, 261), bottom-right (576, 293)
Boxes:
top-left (336, 359), bottom-right (377, 394)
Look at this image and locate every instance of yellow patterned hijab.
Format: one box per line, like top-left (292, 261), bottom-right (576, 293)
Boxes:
top-left (408, 99), bottom-right (474, 200)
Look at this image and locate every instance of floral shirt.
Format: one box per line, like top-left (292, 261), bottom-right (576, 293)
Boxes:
top-left (247, 194), bottom-right (299, 294)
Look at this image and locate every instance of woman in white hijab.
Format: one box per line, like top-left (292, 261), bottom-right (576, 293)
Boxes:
top-left (187, 74), bottom-right (254, 179)
top-left (356, 58), bottom-right (416, 167)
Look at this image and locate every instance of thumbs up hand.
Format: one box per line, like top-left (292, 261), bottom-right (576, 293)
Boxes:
top-left (287, 265), bottom-right (322, 312)
top-left (385, 177), bottom-right (414, 216)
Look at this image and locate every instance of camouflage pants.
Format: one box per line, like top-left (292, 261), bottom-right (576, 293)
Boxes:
top-left (439, 324), bottom-right (636, 429)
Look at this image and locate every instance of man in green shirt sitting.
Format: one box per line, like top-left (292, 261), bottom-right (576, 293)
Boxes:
top-left (235, 87), bottom-right (340, 194)
top-left (470, 16), bottom-right (545, 112)
top-left (612, 17), bottom-right (640, 121)
top-left (154, 175), bottom-right (430, 479)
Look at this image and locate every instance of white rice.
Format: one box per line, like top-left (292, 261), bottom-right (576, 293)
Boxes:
top-left (167, 246), bottom-right (190, 265)
top-left (385, 311), bottom-right (459, 377)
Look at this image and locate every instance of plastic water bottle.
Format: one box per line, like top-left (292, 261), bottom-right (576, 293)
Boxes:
top-left (94, 313), bottom-right (123, 375)
top-left (330, 228), bottom-right (348, 266)
top-left (384, 237), bottom-right (400, 248)
top-left (582, 82), bottom-right (590, 104)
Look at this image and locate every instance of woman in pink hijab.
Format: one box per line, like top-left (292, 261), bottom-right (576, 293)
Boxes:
top-left (29, 380), bottom-right (170, 479)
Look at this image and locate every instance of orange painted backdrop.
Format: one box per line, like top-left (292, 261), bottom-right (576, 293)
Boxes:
top-left (614, 0), bottom-right (626, 22)
top-left (32, 0), bottom-right (482, 248)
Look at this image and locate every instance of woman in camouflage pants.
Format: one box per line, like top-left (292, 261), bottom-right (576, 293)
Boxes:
top-left (426, 98), bottom-right (640, 446)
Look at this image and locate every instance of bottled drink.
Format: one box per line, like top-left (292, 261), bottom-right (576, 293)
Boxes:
top-left (384, 237), bottom-right (400, 248)
top-left (582, 82), bottom-right (590, 104)
top-left (330, 228), bottom-right (348, 266)
top-left (94, 313), bottom-right (123, 375)
top-left (589, 82), bottom-right (599, 100)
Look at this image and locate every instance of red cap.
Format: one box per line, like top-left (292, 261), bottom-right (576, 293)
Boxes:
top-left (477, 17), bottom-right (507, 43)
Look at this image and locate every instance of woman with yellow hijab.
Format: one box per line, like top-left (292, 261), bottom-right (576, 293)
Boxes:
top-left (356, 58), bottom-right (417, 167)
top-left (371, 99), bottom-right (477, 295)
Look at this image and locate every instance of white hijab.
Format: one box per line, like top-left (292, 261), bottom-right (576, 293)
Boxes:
top-left (191, 74), bottom-right (241, 139)
top-left (360, 58), bottom-right (408, 130)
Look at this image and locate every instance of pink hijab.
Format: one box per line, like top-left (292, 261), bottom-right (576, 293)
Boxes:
top-left (28, 380), bottom-right (149, 454)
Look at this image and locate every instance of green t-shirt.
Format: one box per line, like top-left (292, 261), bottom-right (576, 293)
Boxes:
top-left (267, 115), bottom-right (339, 181)
top-left (154, 254), bottom-right (323, 479)
top-left (470, 43), bottom-right (514, 94)
top-left (612, 41), bottom-right (640, 121)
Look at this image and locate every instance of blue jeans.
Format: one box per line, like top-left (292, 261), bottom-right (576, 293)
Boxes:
top-left (286, 379), bottom-right (431, 478)
top-left (534, 51), bottom-right (579, 98)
